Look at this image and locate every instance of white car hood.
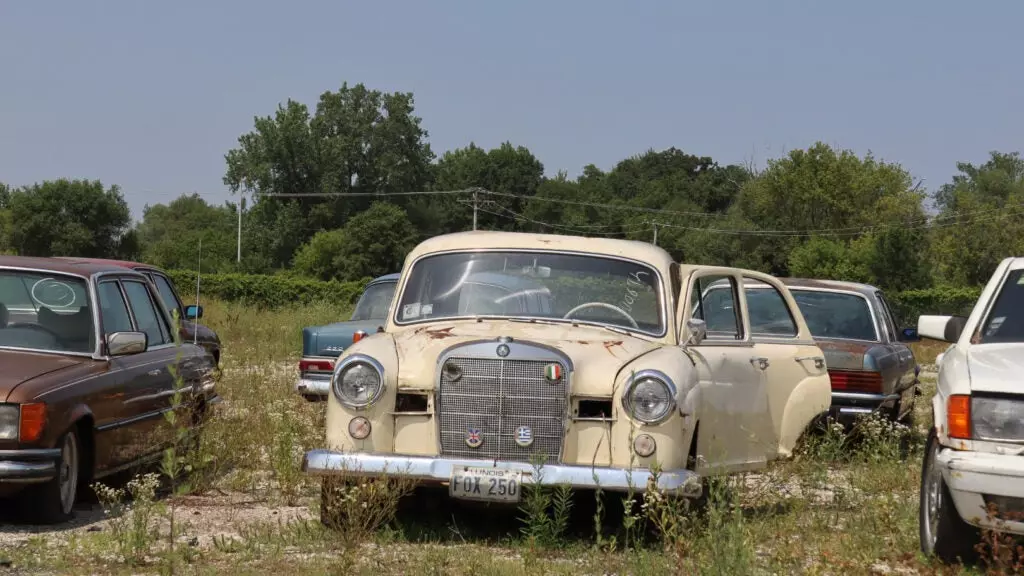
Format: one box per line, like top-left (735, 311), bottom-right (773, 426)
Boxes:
top-left (968, 344), bottom-right (1024, 394)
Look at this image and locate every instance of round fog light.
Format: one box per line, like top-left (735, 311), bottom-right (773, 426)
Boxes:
top-left (348, 416), bottom-right (371, 440)
top-left (633, 433), bottom-right (656, 457)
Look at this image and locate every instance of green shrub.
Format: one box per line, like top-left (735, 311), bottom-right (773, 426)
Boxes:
top-left (887, 286), bottom-right (981, 327)
top-left (166, 269), bottom-right (370, 308)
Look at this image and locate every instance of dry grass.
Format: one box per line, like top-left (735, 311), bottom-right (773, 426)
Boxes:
top-left (0, 300), bottom-right (1009, 575)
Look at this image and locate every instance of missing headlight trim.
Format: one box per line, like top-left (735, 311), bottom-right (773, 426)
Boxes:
top-left (394, 391), bottom-right (429, 413)
top-left (576, 399), bottom-right (614, 420)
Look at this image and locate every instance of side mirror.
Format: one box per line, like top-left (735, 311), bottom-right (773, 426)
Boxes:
top-left (107, 331), bottom-right (147, 356)
top-left (900, 327), bottom-right (920, 342)
top-left (685, 318), bottom-right (707, 346)
top-left (918, 315), bottom-right (968, 343)
top-left (185, 305), bottom-right (203, 320)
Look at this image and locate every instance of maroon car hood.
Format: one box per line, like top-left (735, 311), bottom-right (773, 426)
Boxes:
top-left (0, 349), bottom-right (85, 402)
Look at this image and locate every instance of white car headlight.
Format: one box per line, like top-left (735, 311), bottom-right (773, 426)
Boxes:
top-left (332, 355), bottom-right (385, 409)
top-left (972, 396), bottom-right (1024, 441)
top-left (0, 405), bottom-right (19, 440)
top-left (622, 370), bottom-right (676, 424)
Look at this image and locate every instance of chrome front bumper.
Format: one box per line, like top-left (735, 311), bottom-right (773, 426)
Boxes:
top-left (0, 448), bottom-right (61, 484)
top-left (302, 449), bottom-right (703, 497)
top-left (938, 447), bottom-right (1024, 534)
top-left (295, 377), bottom-right (330, 399)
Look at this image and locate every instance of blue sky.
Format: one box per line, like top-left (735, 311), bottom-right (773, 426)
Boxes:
top-left (1, 1), bottom-right (1021, 220)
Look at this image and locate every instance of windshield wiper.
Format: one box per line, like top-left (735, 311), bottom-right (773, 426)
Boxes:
top-left (507, 317), bottom-right (568, 326)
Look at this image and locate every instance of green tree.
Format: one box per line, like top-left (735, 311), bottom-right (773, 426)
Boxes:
top-left (224, 83), bottom-right (434, 270)
top-left (293, 202), bottom-right (417, 281)
top-left (733, 142), bottom-right (928, 284)
top-left (136, 193), bottom-right (238, 272)
top-left (930, 151), bottom-right (1024, 286)
top-left (7, 179), bottom-right (135, 258)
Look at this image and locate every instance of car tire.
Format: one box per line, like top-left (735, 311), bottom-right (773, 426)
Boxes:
top-left (920, 428), bottom-right (978, 563)
top-left (24, 429), bottom-right (81, 524)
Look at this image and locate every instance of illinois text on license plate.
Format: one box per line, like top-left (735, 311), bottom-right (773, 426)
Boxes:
top-left (449, 467), bottom-right (522, 503)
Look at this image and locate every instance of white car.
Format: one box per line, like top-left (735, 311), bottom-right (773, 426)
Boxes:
top-left (918, 256), bottom-right (1024, 562)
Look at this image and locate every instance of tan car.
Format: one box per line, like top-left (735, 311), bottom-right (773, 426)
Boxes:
top-left (302, 231), bottom-right (831, 505)
top-left (0, 256), bottom-right (218, 523)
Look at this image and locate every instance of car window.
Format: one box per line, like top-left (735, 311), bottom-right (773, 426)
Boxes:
top-left (789, 290), bottom-right (879, 341)
top-left (743, 282), bottom-right (798, 338)
top-left (690, 275), bottom-right (742, 340)
top-left (350, 281), bottom-right (397, 322)
top-left (97, 281), bottom-right (134, 335)
top-left (875, 292), bottom-right (899, 340)
top-left (979, 268), bottom-right (1024, 343)
top-left (122, 281), bottom-right (170, 347)
top-left (149, 274), bottom-right (182, 319)
top-left (0, 271), bottom-right (95, 353)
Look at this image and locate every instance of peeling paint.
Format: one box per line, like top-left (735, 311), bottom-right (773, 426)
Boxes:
top-left (603, 340), bottom-right (624, 356)
top-left (425, 327), bottom-right (456, 339)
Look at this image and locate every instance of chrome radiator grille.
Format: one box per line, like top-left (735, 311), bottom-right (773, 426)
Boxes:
top-left (438, 357), bottom-right (568, 464)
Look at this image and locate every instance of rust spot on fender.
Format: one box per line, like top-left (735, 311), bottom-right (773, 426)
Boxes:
top-left (425, 327), bottom-right (455, 339)
top-left (575, 340), bottom-right (590, 345)
top-left (603, 340), bottom-right (624, 356)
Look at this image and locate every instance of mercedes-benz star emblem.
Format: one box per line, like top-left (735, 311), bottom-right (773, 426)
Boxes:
top-left (496, 344), bottom-right (510, 357)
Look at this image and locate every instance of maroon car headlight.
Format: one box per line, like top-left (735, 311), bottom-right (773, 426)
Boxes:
top-left (0, 405), bottom-right (18, 440)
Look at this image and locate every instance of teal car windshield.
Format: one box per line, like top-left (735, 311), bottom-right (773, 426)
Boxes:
top-left (350, 281), bottom-right (397, 322)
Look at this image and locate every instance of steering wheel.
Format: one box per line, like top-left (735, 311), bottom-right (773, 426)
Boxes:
top-left (6, 322), bottom-right (65, 342)
top-left (562, 302), bottom-right (639, 329)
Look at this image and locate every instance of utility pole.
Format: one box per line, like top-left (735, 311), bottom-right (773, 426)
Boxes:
top-left (236, 191), bottom-right (243, 263)
top-left (652, 222), bottom-right (658, 246)
top-left (472, 189), bottom-right (478, 231)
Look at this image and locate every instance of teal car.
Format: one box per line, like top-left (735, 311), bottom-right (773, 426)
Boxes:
top-left (296, 273), bottom-right (399, 401)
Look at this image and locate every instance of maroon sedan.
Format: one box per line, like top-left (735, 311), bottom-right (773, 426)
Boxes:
top-left (0, 256), bottom-right (218, 523)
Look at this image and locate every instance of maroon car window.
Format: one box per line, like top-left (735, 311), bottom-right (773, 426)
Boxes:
top-left (149, 274), bottom-right (182, 318)
top-left (122, 281), bottom-right (170, 347)
top-left (97, 282), bottom-right (134, 334)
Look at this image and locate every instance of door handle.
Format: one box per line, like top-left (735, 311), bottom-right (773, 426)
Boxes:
top-left (750, 357), bottom-right (770, 370)
top-left (795, 356), bottom-right (826, 370)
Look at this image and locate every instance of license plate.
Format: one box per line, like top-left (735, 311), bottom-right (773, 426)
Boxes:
top-left (449, 466), bottom-right (522, 503)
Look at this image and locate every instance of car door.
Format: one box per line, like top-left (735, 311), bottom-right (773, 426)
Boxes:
top-left (875, 290), bottom-right (916, 408)
top-left (679, 268), bottom-right (768, 473)
top-left (93, 278), bottom-right (175, 466)
top-left (119, 277), bottom-right (182, 453)
top-left (738, 274), bottom-right (831, 459)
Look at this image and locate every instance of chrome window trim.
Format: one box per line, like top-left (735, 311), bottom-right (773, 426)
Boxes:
top-left (391, 248), bottom-right (670, 339)
top-left (331, 353), bottom-right (386, 410)
top-left (620, 369), bottom-right (677, 425)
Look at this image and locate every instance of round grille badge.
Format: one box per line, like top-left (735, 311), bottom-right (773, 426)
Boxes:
top-left (515, 426), bottom-right (534, 447)
top-left (496, 344), bottom-right (510, 357)
top-left (466, 427), bottom-right (483, 448)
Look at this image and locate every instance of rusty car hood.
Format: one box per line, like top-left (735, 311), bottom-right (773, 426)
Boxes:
top-left (392, 321), bottom-right (661, 396)
top-left (966, 344), bottom-right (1024, 394)
top-left (0, 349), bottom-right (87, 402)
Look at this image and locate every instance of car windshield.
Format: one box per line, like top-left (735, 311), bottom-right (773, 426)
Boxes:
top-left (0, 270), bottom-right (95, 354)
top-left (789, 289), bottom-right (878, 341)
top-left (350, 281), bottom-right (397, 322)
top-left (979, 268), bottom-right (1024, 343)
top-left (395, 251), bottom-right (664, 335)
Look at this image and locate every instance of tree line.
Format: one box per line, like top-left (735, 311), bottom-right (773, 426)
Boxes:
top-left (2, 81), bottom-right (1022, 292)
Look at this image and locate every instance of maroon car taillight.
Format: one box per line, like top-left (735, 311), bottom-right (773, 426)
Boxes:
top-left (828, 369), bottom-right (883, 394)
top-left (299, 359), bottom-right (334, 375)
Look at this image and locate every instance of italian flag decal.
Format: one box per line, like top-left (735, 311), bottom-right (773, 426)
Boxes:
top-left (544, 364), bottom-right (562, 381)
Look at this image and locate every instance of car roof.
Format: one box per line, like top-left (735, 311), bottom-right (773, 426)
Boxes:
top-left (54, 256), bottom-right (166, 273)
top-left (0, 255), bottom-right (146, 277)
top-left (405, 231), bottom-right (675, 269)
top-left (371, 273), bottom-right (401, 283)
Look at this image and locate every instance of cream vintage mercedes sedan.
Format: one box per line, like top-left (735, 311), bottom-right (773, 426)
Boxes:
top-left (302, 231), bottom-right (832, 505)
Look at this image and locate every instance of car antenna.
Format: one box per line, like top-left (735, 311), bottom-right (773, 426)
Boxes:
top-left (194, 238), bottom-right (201, 346)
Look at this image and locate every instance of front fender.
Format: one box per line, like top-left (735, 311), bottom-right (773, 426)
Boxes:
top-left (777, 374), bottom-right (831, 457)
top-left (325, 333), bottom-right (399, 454)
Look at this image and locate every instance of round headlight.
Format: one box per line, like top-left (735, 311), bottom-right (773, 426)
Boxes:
top-left (332, 355), bottom-right (385, 409)
top-left (622, 370), bottom-right (676, 424)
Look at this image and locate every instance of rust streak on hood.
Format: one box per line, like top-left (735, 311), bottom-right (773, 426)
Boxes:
top-left (393, 322), bottom-right (659, 395)
top-left (814, 339), bottom-right (877, 371)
